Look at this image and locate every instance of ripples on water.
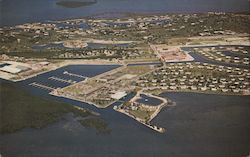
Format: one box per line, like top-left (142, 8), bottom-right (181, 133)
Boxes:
top-left (0, 0), bottom-right (250, 26)
top-left (1, 91), bottom-right (250, 157)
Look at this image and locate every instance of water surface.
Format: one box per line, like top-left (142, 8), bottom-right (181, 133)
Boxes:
top-left (1, 92), bottom-right (249, 157)
top-left (0, 0), bottom-right (249, 26)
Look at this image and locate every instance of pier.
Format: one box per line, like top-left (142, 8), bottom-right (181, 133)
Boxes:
top-left (29, 82), bottom-right (57, 91)
top-left (63, 71), bottom-right (88, 79)
top-left (114, 91), bottom-right (168, 133)
top-left (48, 76), bottom-right (77, 84)
top-left (114, 107), bottom-right (165, 133)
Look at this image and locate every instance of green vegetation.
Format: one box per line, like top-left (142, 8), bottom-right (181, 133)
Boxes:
top-left (1, 13), bottom-right (249, 60)
top-left (129, 110), bottom-right (153, 122)
top-left (92, 99), bottom-right (115, 107)
top-left (56, 0), bottom-right (97, 8)
top-left (79, 118), bottom-right (111, 134)
top-left (0, 82), bottom-right (111, 134)
top-left (123, 66), bottom-right (153, 75)
top-left (121, 101), bottom-right (155, 122)
top-left (137, 62), bottom-right (250, 95)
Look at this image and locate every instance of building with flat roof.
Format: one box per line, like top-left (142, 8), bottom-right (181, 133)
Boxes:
top-left (110, 91), bottom-right (127, 100)
top-left (0, 63), bottom-right (31, 74)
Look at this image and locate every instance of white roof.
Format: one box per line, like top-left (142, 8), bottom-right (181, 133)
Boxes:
top-left (0, 66), bottom-right (21, 74)
top-left (110, 91), bottom-right (127, 100)
top-left (39, 61), bottom-right (50, 65)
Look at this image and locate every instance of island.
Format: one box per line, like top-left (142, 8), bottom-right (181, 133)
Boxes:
top-left (56, 0), bottom-right (97, 8)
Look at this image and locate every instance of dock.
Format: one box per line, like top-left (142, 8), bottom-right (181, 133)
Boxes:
top-left (48, 76), bottom-right (77, 84)
top-left (63, 71), bottom-right (88, 79)
top-left (114, 107), bottom-right (165, 133)
top-left (29, 82), bottom-right (57, 91)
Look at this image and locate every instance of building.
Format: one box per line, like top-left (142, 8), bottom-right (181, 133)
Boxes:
top-left (0, 62), bottom-right (31, 74)
top-left (110, 91), bottom-right (127, 100)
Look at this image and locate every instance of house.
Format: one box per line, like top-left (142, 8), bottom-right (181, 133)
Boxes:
top-left (200, 87), bottom-right (207, 91)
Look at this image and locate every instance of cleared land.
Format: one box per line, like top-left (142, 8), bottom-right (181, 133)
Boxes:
top-left (150, 44), bottom-right (194, 62)
top-left (115, 91), bottom-right (168, 133)
top-left (53, 65), bottom-right (156, 108)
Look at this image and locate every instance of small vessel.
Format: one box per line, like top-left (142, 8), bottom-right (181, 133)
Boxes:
top-left (145, 99), bottom-right (148, 102)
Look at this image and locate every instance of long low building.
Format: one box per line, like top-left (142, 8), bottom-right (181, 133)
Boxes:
top-left (0, 63), bottom-right (31, 74)
top-left (110, 91), bottom-right (127, 100)
top-left (150, 44), bottom-right (194, 62)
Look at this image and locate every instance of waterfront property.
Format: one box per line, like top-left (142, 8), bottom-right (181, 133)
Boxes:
top-left (114, 91), bottom-right (168, 133)
top-left (0, 60), bottom-right (52, 81)
top-left (151, 45), bottom-right (194, 63)
top-left (191, 45), bottom-right (250, 66)
top-left (137, 62), bottom-right (250, 95)
top-left (52, 65), bottom-right (156, 108)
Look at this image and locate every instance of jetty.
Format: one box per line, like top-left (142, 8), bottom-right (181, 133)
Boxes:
top-left (114, 91), bottom-right (168, 133)
top-left (29, 82), bottom-right (57, 91)
top-left (63, 71), bottom-right (88, 79)
top-left (49, 76), bottom-right (77, 84)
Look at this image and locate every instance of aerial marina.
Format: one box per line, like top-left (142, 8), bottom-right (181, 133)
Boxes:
top-left (1, 12), bottom-right (250, 134)
top-left (0, 1), bottom-right (250, 156)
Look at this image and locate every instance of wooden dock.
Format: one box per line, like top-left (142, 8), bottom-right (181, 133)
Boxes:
top-left (49, 76), bottom-right (77, 84)
top-left (29, 82), bottom-right (57, 91)
top-left (63, 71), bottom-right (88, 79)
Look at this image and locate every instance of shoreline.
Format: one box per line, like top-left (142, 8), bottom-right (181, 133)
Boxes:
top-left (114, 107), bottom-right (166, 133)
top-left (49, 65), bottom-right (127, 108)
top-left (114, 91), bottom-right (169, 133)
top-left (144, 87), bottom-right (250, 96)
top-left (2, 11), bottom-right (249, 28)
top-left (0, 59), bottom-right (123, 82)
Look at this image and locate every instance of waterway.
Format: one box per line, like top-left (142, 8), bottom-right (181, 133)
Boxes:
top-left (17, 64), bottom-right (121, 96)
top-left (1, 90), bottom-right (249, 157)
top-left (1, 0), bottom-right (249, 26)
top-left (136, 94), bottom-right (163, 106)
top-left (182, 46), bottom-right (250, 69)
top-left (87, 43), bottom-right (130, 49)
top-left (32, 42), bottom-right (130, 51)
top-left (0, 65), bottom-right (250, 157)
top-left (0, 63), bottom-right (250, 157)
top-left (1, 0), bottom-right (250, 156)
top-left (0, 44), bottom-right (250, 156)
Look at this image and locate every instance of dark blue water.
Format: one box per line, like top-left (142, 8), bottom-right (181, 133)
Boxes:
top-left (1, 0), bottom-right (249, 26)
top-left (222, 51), bottom-right (249, 58)
top-left (87, 43), bottom-right (130, 49)
top-left (1, 91), bottom-right (249, 157)
top-left (51, 21), bottom-right (89, 29)
top-left (182, 46), bottom-right (250, 69)
top-left (1, 64), bottom-right (250, 157)
top-left (32, 43), bottom-right (130, 50)
top-left (32, 43), bottom-right (64, 50)
top-left (18, 64), bottom-right (121, 96)
top-left (137, 94), bottom-right (163, 106)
